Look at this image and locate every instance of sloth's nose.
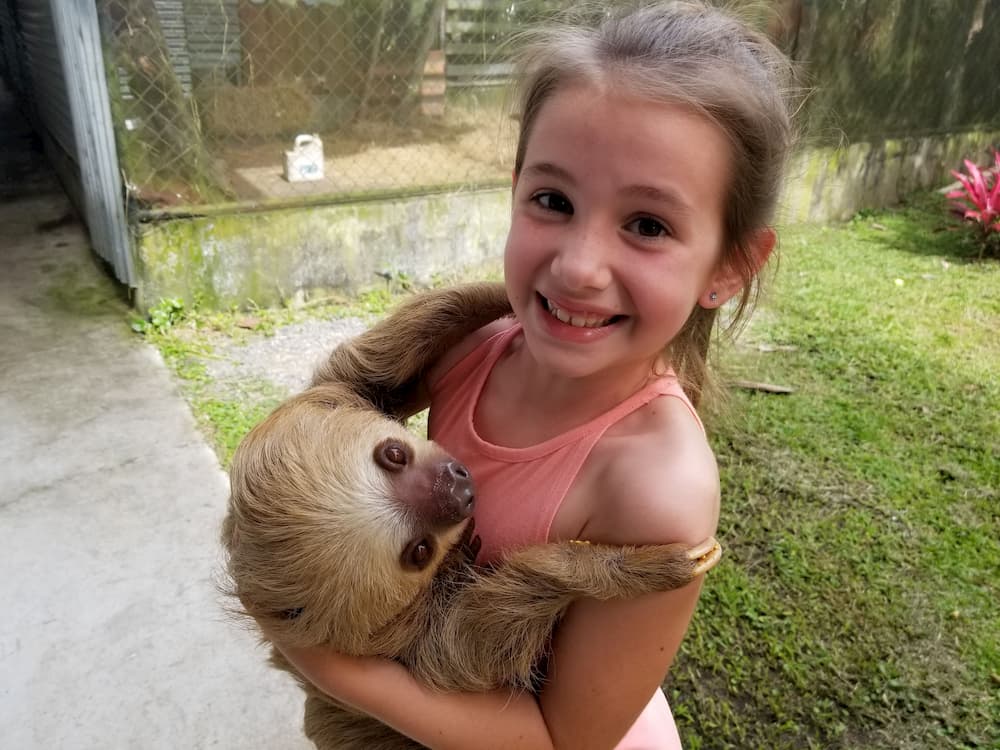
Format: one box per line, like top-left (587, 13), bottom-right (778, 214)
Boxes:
top-left (443, 460), bottom-right (475, 521)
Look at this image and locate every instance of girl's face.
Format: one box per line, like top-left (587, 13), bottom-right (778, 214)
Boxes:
top-left (504, 83), bottom-right (735, 384)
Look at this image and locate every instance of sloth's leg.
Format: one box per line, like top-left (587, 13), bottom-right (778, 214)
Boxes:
top-left (303, 695), bottom-right (423, 750)
top-left (311, 282), bottom-right (511, 417)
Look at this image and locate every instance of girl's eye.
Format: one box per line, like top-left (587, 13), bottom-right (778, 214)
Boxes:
top-left (533, 192), bottom-right (574, 215)
top-left (625, 216), bottom-right (670, 238)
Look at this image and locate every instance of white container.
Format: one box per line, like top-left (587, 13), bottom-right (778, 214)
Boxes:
top-left (283, 134), bottom-right (324, 183)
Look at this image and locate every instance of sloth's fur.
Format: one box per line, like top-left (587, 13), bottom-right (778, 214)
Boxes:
top-left (222, 282), bottom-right (721, 750)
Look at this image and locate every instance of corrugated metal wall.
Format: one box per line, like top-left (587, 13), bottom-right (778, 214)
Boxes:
top-left (12, 0), bottom-right (133, 285)
top-left (112, 1), bottom-right (241, 104)
top-left (156, 0), bottom-right (192, 92)
top-left (184, 0), bottom-right (240, 82)
top-left (0, 0), bottom-right (26, 94)
top-left (16, 0), bottom-right (77, 194)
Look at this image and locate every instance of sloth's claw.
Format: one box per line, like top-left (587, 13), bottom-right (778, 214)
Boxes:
top-left (468, 534), bottom-right (482, 562)
top-left (457, 518), bottom-right (480, 563)
top-left (687, 537), bottom-right (722, 577)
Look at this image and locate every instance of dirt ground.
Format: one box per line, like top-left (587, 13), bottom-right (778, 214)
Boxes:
top-left (223, 105), bottom-right (513, 200)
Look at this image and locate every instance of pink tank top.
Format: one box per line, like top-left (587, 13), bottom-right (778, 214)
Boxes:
top-left (428, 323), bottom-right (699, 749)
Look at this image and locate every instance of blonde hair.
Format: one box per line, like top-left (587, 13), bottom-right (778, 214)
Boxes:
top-left (508, 1), bottom-right (796, 407)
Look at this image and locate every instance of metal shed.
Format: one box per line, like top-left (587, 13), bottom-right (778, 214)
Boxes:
top-left (0, 0), bottom-right (132, 285)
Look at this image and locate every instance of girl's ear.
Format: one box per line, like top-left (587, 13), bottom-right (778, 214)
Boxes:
top-left (699, 228), bottom-right (776, 308)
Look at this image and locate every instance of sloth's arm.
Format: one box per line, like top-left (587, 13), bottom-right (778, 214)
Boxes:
top-left (310, 282), bottom-right (511, 419)
top-left (410, 539), bottom-right (721, 691)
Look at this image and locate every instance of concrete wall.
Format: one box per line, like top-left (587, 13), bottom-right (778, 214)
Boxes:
top-left (133, 187), bottom-right (511, 311)
top-left (780, 130), bottom-right (1000, 223)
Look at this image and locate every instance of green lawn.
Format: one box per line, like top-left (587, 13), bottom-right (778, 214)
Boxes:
top-left (143, 191), bottom-right (999, 748)
top-left (671, 193), bottom-right (999, 749)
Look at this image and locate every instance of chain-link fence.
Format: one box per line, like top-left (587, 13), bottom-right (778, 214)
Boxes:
top-left (97, 0), bottom-right (572, 208)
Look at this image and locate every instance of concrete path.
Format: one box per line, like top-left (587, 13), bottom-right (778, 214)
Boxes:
top-left (0, 87), bottom-right (308, 747)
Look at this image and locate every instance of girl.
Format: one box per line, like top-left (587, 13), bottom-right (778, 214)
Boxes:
top-left (280, 2), bottom-right (795, 747)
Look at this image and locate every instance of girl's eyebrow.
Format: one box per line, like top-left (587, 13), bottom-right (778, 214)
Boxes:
top-left (521, 162), bottom-right (576, 183)
top-left (622, 184), bottom-right (693, 217)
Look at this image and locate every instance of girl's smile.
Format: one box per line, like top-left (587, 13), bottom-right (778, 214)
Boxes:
top-left (535, 292), bottom-right (626, 342)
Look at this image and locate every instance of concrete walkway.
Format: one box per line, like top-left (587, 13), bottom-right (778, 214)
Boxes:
top-left (0, 87), bottom-right (308, 746)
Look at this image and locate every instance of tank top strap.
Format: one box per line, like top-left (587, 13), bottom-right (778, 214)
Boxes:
top-left (429, 321), bottom-right (519, 399)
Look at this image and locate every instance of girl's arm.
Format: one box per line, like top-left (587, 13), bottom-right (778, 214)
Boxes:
top-left (279, 578), bottom-right (705, 750)
top-left (281, 646), bottom-right (554, 748)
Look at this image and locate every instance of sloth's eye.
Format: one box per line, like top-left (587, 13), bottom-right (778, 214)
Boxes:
top-left (375, 439), bottom-right (410, 471)
top-left (402, 537), bottom-right (435, 571)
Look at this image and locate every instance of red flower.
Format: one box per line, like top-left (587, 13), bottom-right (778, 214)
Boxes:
top-left (946, 150), bottom-right (1000, 234)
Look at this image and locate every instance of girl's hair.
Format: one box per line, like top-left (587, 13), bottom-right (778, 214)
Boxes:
top-left (508, 1), bottom-right (796, 407)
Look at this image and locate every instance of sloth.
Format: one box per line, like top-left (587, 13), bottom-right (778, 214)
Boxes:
top-left (221, 282), bottom-right (722, 750)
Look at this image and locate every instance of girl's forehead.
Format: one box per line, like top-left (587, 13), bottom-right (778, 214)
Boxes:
top-left (530, 82), bottom-right (724, 146)
top-left (523, 83), bottom-right (731, 181)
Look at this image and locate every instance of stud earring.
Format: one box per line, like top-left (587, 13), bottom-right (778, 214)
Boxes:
top-left (709, 292), bottom-right (718, 302)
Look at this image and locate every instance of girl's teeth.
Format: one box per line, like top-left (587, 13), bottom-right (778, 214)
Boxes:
top-left (546, 300), bottom-right (611, 328)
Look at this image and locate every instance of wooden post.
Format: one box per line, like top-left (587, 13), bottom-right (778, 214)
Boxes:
top-left (421, 49), bottom-right (446, 117)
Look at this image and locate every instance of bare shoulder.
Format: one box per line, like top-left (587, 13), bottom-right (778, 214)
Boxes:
top-left (425, 318), bottom-right (516, 387)
top-left (582, 395), bottom-right (720, 547)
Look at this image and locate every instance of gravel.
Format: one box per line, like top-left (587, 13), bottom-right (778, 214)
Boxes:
top-left (203, 316), bottom-right (371, 395)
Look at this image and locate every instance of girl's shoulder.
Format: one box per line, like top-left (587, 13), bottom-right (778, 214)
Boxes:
top-left (425, 318), bottom-right (517, 389)
top-left (578, 394), bottom-right (721, 548)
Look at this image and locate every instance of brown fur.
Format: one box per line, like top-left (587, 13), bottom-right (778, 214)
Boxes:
top-left (222, 282), bottom-right (721, 750)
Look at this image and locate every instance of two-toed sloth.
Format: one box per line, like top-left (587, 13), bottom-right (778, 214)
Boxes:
top-left (221, 282), bottom-right (722, 750)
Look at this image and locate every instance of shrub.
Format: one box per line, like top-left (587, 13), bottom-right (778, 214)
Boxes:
top-left (132, 297), bottom-right (186, 335)
top-left (946, 150), bottom-right (1000, 259)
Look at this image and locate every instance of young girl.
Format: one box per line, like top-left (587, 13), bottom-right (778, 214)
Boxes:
top-left (280, 2), bottom-right (794, 747)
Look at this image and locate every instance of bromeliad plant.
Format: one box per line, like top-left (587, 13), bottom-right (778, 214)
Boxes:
top-left (946, 149), bottom-right (1000, 259)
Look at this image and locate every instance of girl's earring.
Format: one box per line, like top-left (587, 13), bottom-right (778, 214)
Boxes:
top-left (709, 292), bottom-right (718, 302)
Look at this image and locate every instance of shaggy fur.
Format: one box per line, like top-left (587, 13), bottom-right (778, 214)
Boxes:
top-left (222, 282), bottom-right (721, 750)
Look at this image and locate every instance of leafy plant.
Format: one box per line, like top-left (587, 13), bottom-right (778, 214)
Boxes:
top-left (131, 297), bottom-right (186, 335)
top-left (946, 150), bottom-right (1000, 258)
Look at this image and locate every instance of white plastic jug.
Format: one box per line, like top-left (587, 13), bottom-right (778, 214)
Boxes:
top-left (283, 134), bottom-right (324, 183)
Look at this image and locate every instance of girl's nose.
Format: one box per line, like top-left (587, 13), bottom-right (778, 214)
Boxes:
top-left (550, 225), bottom-right (612, 291)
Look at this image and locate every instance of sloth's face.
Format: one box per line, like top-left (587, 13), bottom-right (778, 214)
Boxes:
top-left (225, 400), bottom-right (477, 653)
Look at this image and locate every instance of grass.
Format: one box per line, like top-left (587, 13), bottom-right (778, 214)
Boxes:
top-left (670, 193), bottom-right (999, 749)
top-left (139, 192), bottom-right (998, 748)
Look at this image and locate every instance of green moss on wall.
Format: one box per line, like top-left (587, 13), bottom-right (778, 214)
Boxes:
top-left (133, 188), bottom-right (511, 312)
top-left (777, 129), bottom-right (1000, 225)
